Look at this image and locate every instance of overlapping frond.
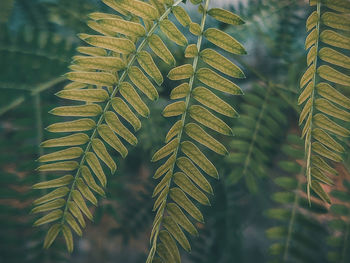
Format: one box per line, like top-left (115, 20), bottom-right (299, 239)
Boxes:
top-left (265, 134), bottom-right (329, 263)
top-left (299, 0), bottom-right (350, 202)
top-left (327, 166), bottom-right (350, 262)
top-left (147, 1), bottom-right (246, 262)
top-left (32, 0), bottom-right (188, 252)
top-left (226, 85), bottom-right (287, 193)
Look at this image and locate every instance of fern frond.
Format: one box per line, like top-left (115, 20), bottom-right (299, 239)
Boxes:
top-left (226, 84), bottom-right (287, 193)
top-left (266, 134), bottom-right (329, 262)
top-left (327, 165), bottom-right (350, 262)
top-left (32, 0), bottom-right (188, 252)
top-left (299, 0), bottom-right (350, 203)
top-left (147, 2), bottom-right (246, 262)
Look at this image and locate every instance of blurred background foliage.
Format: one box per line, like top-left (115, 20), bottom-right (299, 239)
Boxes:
top-left (0, 0), bottom-right (349, 262)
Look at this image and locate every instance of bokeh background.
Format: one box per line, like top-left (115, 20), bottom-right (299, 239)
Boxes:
top-left (1, 0), bottom-right (350, 262)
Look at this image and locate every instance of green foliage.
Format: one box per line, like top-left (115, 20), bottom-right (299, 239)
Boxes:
top-left (265, 134), bottom-right (329, 263)
top-left (226, 84), bottom-right (288, 193)
top-left (299, 0), bottom-right (350, 203)
top-left (327, 170), bottom-right (350, 263)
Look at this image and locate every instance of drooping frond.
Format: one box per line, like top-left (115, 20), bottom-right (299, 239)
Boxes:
top-left (265, 134), bottom-right (329, 263)
top-left (327, 165), bottom-right (350, 263)
top-left (32, 0), bottom-right (189, 252)
top-left (226, 84), bottom-right (287, 193)
top-left (299, 0), bottom-right (350, 202)
top-left (147, 1), bottom-right (246, 262)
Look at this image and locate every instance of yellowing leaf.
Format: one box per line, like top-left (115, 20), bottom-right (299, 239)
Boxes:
top-left (160, 19), bottom-right (188, 46)
top-left (170, 83), bottom-right (190, 100)
top-left (111, 97), bottom-right (141, 131)
top-left (310, 180), bottom-right (331, 204)
top-left (46, 119), bottom-right (96, 133)
top-left (31, 199), bottom-right (65, 214)
top-left (162, 101), bottom-right (186, 117)
top-left (37, 161), bottom-right (79, 172)
top-left (169, 187), bottom-right (204, 222)
top-left (76, 178), bottom-right (98, 205)
top-left (77, 46), bottom-right (107, 56)
top-left (117, 0), bottom-right (159, 20)
top-left (137, 51), bottom-right (163, 85)
top-left (41, 133), bottom-right (89, 148)
top-left (176, 157), bottom-right (213, 194)
top-left (189, 22), bottom-right (201, 36)
top-left (192, 86), bottom-right (238, 117)
top-left (65, 212), bottom-right (82, 236)
top-left (39, 148), bottom-right (83, 163)
top-left (319, 47), bottom-right (350, 69)
top-left (148, 35), bottom-right (175, 65)
top-left (33, 175), bottom-right (74, 189)
top-left (62, 224), bottom-right (74, 253)
top-left (165, 120), bottom-right (182, 143)
top-left (306, 11), bottom-right (318, 32)
top-left (208, 8), bottom-right (244, 25)
top-left (320, 30), bottom-right (350, 50)
top-left (162, 216), bottom-right (191, 252)
top-left (185, 44), bottom-right (198, 58)
top-left (83, 35), bottom-right (136, 54)
top-left (98, 125), bottom-right (128, 158)
top-left (181, 141), bottom-right (218, 179)
top-left (200, 48), bottom-right (245, 78)
top-left (185, 123), bottom-right (228, 155)
top-left (34, 187), bottom-right (69, 205)
top-left (300, 65), bottom-right (315, 88)
top-left (305, 28), bottom-right (317, 50)
top-left (166, 203), bottom-right (198, 236)
top-left (312, 142), bottom-right (342, 162)
top-left (196, 68), bottom-right (243, 95)
top-left (313, 128), bottom-right (344, 153)
top-left (68, 201), bottom-right (86, 227)
top-left (73, 56), bottom-right (126, 72)
top-left (316, 82), bottom-right (350, 110)
top-left (204, 28), bottom-right (246, 54)
top-left (86, 152), bottom-right (107, 187)
top-left (120, 82), bottom-right (150, 117)
top-left (97, 18), bottom-right (146, 37)
top-left (189, 105), bottom-right (233, 135)
top-left (307, 46), bottom-right (316, 66)
top-left (33, 210), bottom-right (63, 226)
top-left (314, 114), bottom-right (350, 137)
top-left (72, 190), bottom-right (93, 220)
top-left (128, 66), bottom-right (159, 100)
top-left (66, 71), bottom-right (117, 87)
top-left (56, 89), bottom-right (109, 103)
top-left (298, 82), bottom-right (313, 105)
top-left (81, 166), bottom-right (105, 196)
top-left (152, 138), bottom-right (179, 162)
top-left (173, 172), bottom-right (209, 205)
top-left (105, 111), bottom-right (138, 145)
top-left (168, 64), bottom-right (194, 80)
top-left (92, 138), bottom-right (117, 173)
top-left (43, 224), bottom-right (61, 249)
top-left (172, 6), bottom-right (191, 27)
top-left (49, 104), bottom-right (102, 117)
top-left (315, 98), bottom-right (350, 121)
top-left (321, 12), bottom-right (350, 31)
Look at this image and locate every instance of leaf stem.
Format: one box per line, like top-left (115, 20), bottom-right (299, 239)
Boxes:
top-left (147, 0), bottom-right (210, 260)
